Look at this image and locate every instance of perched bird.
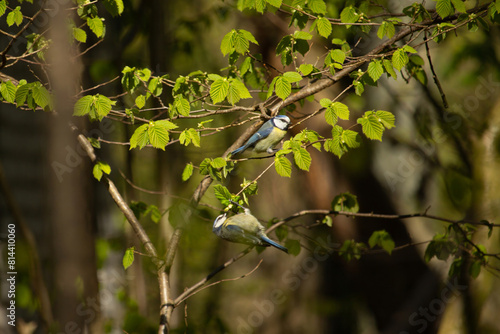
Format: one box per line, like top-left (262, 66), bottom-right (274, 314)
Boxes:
top-left (230, 115), bottom-right (290, 155)
top-left (212, 203), bottom-right (288, 253)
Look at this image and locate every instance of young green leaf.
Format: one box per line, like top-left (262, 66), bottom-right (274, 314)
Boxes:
top-left (7, 6), bottom-right (22, 26)
top-left (275, 155), bottom-right (292, 177)
top-left (275, 76), bottom-right (291, 100)
top-left (316, 17), bottom-right (332, 38)
top-left (383, 59), bottom-right (397, 79)
top-left (331, 192), bottom-right (359, 212)
top-left (0, 1), bottom-right (6, 17)
top-left (129, 124), bottom-right (150, 149)
top-left (123, 247), bottom-right (135, 270)
top-left (357, 113), bottom-right (385, 141)
top-left (308, 0), bottom-right (327, 14)
top-left (73, 95), bottom-right (95, 116)
top-left (103, 0), bottom-right (124, 16)
top-left (436, 0), bottom-right (454, 18)
top-left (368, 230), bottom-right (395, 254)
top-left (392, 48), bottom-right (409, 71)
top-left (93, 162), bottom-right (111, 181)
top-left (377, 21), bottom-right (395, 39)
top-left (135, 95), bottom-right (146, 109)
top-left (367, 60), bottom-right (384, 82)
top-left (0, 81), bottom-right (16, 103)
top-left (73, 27), bottom-right (87, 43)
top-left (266, 0), bottom-right (282, 8)
top-left (292, 147), bottom-right (311, 171)
top-left (182, 163), bottom-right (193, 181)
top-left (210, 78), bottom-right (229, 104)
top-left (87, 17), bottom-right (104, 38)
top-left (299, 64), bottom-right (314, 76)
top-left (214, 184), bottom-right (233, 205)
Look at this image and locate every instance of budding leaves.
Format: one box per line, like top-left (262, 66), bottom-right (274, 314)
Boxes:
top-left (357, 110), bottom-right (395, 141)
top-left (320, 99), bottom-right (350, 126)
top-left (268, 71), bottom-right (302, 100)
top-left (220, 29), bottom-right (258, 56)
top-left (129, 120), bottom-right (178, 150)
top-left (209, 75), bottom-right (251, 105)
top-left (368, 230), bottom-right (395, 255)
top-left (74, 94), bottom-right (116, 121)
top-left (93, 162), bottom-right (111, 181)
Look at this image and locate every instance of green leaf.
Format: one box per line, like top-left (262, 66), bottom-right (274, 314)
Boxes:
top-left (436, 0), bottom-right (454, 19)
top-left (322, 215), bottom-right (333, 227)
top-left (357, 113), bottom-right (385, 141)
top-left (103, 0), bottom-right (124, 16)
top-left (94, 94), bottom-right (115, 121)
top-left (308, 0), bottom-right (326, 14)
top-left (275, 155), bottom-right (292, 177)
top-left (342, 130), bottom-right (361, 148)
top-left (135, 95), bottom-right (146, 109)
top-left (283, 71), bottom-right (302, 83)
top-left (73, 95), bottom-right (95, 116)
top-left (231, 78), bottom-right (252, 98)
top-left (275, 76), bottom-right (291, 100)
top-left (339, 240), bottom-right (364, 261)
top-left (266, 0), bottom-right (282, 8)
top-left (368, 230), bottom-right (395, 255)
top-left (451, 0), bottom-right (466, 13)
top-left (367, 60), bottom-right (384, 82)
top-left (73, 28), bottom-right (87, 43)
top-left (267, 76), bottom-right (277, 99)
top-left (211, 157), bottom-right (227, 168)
top-left (148, 77), bottom-right (163, 97)
top-left (87, 17), bottom-right (104, 38)
top-left (1, 81), bottom-right (16, 103)
top-left (299, 64), bottom-right (314, 76)
top-left (182, 163), bottom-right (193, 181)
top-left (174, 95), bottom-right (190, 116)
top-left (129, 124), bottom-right (150, 149)
top-left (32, 84), bottom-right (50, 109)
top-left (149, 120), bottom-right (176, 150)
top-left (123, 247), bottom-right (135, 270)
top-left (179, 128), bottom-right (201, 147)
top-left (331, 192), bottom-right (359, 213)
top-left (316, 17), bottom-right (332, 38)
top-left (377, 21), bottom-right (395, 39)
top-left (392, 48), bottom-right (409, 71)
top-left (340, 6), bottom-right (358, 27)
top-left (7, 6), bottom-right (22, 26)
top-left (93, 162), bottom-right (111, 181)
top-left (0, 1), bottom-right (6, 17)
top-left (210, 78), bottom-right (229, 104)
top-left (292, 147), bottom-right (311, 171)
top-left (375, 110), bottom-right (395, 129)
top-left (293, 31), bottom-right (313, 40)
top-left (220, 30), bottom-right (234, 56)
top-left (214, 184), bottom-right (232, 205)
top-left (383, 59), bottom-right (397, 79)
top-left (239, 29), bottom-right (259, 45)
top-left (330, 49), bottom-right (346, 64)
top-left (284, 239), bottom-right (301, 256)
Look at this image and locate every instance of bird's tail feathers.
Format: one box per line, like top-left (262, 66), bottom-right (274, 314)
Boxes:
top-left (230, 145), bottom-right (248, 156)
top-left (261, 235), bottom-right (288, 253)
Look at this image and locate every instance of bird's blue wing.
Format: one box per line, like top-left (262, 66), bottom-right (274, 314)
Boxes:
top-left (230, 119), bottom-right (274, 155)
top-left (225, 223), bottom-right (262, 245)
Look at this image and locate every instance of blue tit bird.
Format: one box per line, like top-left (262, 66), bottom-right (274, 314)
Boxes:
top-left (212, 204), bottom-right (288, 253)
top-left (230, 115), bottom-right (290, 156)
